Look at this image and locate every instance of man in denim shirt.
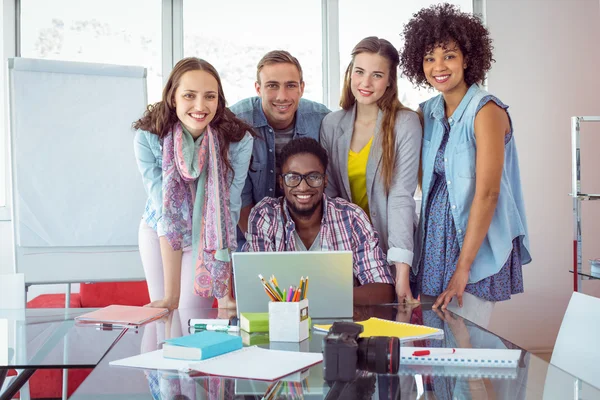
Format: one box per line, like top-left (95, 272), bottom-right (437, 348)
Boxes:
top-left (230, 50), bottom-right (330, 248)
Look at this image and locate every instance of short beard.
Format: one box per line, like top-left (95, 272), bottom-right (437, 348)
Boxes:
top-left (285, 197), bottom-right (320, 219)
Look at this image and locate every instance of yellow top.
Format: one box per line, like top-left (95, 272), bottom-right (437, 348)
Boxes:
top-left (348, 136), bottom-right (373, 216)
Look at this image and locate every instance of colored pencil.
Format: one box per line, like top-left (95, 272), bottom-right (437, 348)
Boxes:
top-left (264, 287), bottom-right (277, 302)
top-left (258, 274), bottom-right (281, 301)
top-left (270, 275), bottom-right (285, 299)
top-left (303, 276), bottom-right (309, 300)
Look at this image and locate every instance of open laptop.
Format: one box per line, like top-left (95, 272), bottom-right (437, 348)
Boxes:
top-left (232, 251), bottom-right (354, 319)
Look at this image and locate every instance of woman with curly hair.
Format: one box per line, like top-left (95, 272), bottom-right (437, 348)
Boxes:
top-left (133, 58), bottom-right (254, 310)
top-left (400, 3), bottom-right (531, 326)
top-left (321, 36), bottom-right (421, 304)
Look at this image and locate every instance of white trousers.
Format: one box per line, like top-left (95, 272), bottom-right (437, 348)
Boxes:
top-left (138, 220), bottom-right (214, 309)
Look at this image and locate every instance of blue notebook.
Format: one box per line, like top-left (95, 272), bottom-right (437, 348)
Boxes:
top-left (163, 331), bottom-right (242, 361)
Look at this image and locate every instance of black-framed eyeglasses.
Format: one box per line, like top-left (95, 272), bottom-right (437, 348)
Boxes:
top-left (280, 172), bottom-right (325, 188)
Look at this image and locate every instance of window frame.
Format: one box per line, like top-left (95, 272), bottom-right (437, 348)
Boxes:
top-left (0, 0), bottom-right (481, 221)
top-left (0, 0), bottom-right (17, 221)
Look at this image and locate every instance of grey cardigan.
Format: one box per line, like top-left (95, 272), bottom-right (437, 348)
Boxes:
top-left (320, 105), bottom-right (422, 266)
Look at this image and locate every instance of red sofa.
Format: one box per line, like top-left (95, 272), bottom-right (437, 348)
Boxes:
top-left (19, 281), bottom-right (150, 399)
top-left (18, 281), bottom-right (218, 398)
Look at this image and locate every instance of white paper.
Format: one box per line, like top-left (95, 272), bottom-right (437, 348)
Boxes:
top-left (189, 347), bottom-right (322, 381)
top-left (110, 346), bottom-right (323, 382)
top-left (401, 347), bottom-right (521, 368)
top-left (109, 349), bottom-right (192, 372)
top-left (0, 319), bottom-right (7, 365)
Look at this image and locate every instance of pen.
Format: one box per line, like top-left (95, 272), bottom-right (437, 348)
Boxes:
top-left (188, 318), bottom-right (229, 327)
top-left (192, 324), bottom-right (240, 333)
top-left (413, 348), bottom-right (456, 356)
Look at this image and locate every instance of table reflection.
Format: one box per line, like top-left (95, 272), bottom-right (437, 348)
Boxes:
top-left (122, 302), bottom-right (529, 400)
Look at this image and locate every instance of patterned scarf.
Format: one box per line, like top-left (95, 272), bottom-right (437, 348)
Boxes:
top-left (161, 122), bottom-right (236, 299)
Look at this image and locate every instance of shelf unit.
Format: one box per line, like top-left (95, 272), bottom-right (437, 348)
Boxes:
top-left (570, 116), bottom-right (600, 292)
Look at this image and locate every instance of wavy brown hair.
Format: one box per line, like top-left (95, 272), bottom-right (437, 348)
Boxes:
top-left (133, 57), bottom-right (254, 175)
top-left (340, 36), bottom-right (414, 195)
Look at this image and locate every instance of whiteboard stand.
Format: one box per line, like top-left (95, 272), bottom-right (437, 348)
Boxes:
top-left (8, 58), bottom-right (148, 289)
top-left (65, 284), bottom-right (71, 309)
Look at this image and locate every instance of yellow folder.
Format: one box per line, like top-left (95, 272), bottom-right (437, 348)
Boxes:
top-left (313, 317), bottom-right (443, 341)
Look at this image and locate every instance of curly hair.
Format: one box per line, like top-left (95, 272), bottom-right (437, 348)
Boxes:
top-left (400, 3), bottom-right (494, 87)
top-left (133, 57), bottom-right (254, 175)
top-left (279, 138), bottom-right (328, 173)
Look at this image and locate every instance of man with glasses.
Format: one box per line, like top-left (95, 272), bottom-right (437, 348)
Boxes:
top-left (243, 138), bottom-right (395, 304)
top-left (230, 50), bottom-right (330, 249)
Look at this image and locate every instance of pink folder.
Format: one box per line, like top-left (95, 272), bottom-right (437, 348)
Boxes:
top-left (75, 305), bottom-right (169, 327)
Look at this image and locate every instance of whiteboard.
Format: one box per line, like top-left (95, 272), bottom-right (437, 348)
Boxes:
top-left (8, 58), bottom-right (147, 284)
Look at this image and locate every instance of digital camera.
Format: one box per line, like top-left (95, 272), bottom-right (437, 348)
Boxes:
top-left (322, 321), bottom-right (400, 382)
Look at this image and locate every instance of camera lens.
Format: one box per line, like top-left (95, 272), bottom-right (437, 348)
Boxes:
top-left (356, 336), bottom-right (400, 374)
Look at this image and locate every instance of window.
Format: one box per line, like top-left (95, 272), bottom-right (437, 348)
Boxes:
top-left (183, 0), bottom-right (323, 106)
top-left (1, 2), bottom-right (16, 213)
top-left (339, 0), bottom-right (473, 110)
top-left (2, 0), bottom-right (480, 218)
top-left (19, 0), bottom-right (163, 103)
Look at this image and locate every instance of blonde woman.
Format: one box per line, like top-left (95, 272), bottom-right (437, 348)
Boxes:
top-left (320, 37), bottom-right (421, 303)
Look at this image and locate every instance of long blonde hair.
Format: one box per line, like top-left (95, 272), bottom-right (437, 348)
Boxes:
top-left (340, 37), bottom-right (414, 194)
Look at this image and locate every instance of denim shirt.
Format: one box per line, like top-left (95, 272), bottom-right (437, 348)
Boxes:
top-left (416, 84), bottom-right (531, 283)
top-left (133, 128), bottom-right (253, 238)
top-left (229, 97), bottom-right (330, 207)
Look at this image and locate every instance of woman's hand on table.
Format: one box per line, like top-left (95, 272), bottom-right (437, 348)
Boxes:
top-left (145, 296), bottom-right (179, 311)
top-left (433, 268), bottom-right (469, 309)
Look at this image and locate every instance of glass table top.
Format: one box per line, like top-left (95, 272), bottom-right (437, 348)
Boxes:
top-left (570, 268), bottom-right (600, 280)
top-left (66, 303), bottom-right (600, 400)
top-left (0, 308), bottom-right (124, 369)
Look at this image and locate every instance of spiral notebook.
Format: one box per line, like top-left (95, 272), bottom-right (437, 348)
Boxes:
top-left (398, 364), bottom-right (519, 379)
top-left (313, 317), bottom-right (444, 341)
top-left (400, 347), bottom-right (521, 368)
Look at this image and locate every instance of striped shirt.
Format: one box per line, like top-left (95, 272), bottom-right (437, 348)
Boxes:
top-left (243, 195), bottom-right (394, 286)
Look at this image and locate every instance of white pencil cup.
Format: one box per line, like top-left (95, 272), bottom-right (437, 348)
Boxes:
top-left (268, 299), bottom-right (309, 342)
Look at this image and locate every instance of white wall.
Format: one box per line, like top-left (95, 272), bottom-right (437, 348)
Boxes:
top-left (486, 0), bottom-right (600, 352)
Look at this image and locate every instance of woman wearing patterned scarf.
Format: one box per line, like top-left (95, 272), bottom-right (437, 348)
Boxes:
top-left (133, 58), bottom-right (254, 310)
